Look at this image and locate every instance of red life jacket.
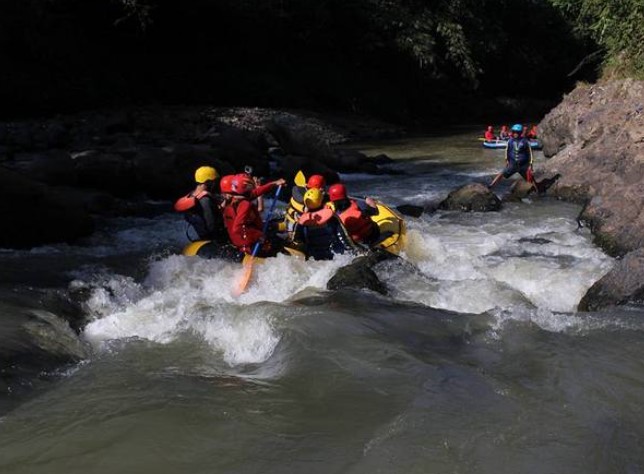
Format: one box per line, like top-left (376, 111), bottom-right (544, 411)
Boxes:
top-left (223, 198), bottom-right (263, 254)
top-left (337, 200), bottom-right (375, 242)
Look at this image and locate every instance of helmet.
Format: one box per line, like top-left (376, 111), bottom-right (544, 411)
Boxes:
top-left (307, 174), bottom-right (326, 189)
top-left (511, 124), bottom-right (523, 133)
top-left (328, 183), bottom-right (347, 202)
top-left (219, 174), bottom-right (234, 194)
top-left (303, 188), bottom-right (324, 210)
top-left (195, 166), bottom-right (218, 184)
top-left (231, 173), bottom-right (254, 194)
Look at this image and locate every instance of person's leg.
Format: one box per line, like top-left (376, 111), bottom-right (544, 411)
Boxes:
top-left (489, 172), bottom-right (504, 188)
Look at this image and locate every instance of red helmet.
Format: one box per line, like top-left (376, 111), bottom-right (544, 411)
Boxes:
top-left (219, 174), bottom-right (234, 194)
top-left (328, 183), bottom-right (347, 201)
top-left (307, 174), bottom-right (326, 189)
top-left (231, 173), bottom-right (254, 194)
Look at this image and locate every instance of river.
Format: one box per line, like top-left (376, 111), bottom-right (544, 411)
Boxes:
top-left (1, 130), bottom-right (643, 473)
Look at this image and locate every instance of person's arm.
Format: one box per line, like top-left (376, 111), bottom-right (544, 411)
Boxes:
top-left (363, 197), bottom-right (379, 217)
top-left (250, 179), bottom-right (286, 199)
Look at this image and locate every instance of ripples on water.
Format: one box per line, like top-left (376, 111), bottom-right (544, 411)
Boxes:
top-left (1, 132), bottom-right (643, 474)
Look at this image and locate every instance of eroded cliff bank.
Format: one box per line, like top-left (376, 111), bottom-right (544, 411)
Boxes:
top-left (538, 79), bottom-right (644, 310)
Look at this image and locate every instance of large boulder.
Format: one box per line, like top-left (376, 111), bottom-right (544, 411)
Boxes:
top-left (0, 299), bottom-right (88, 395)
top-left (4, 150), bottom-right (79, 186)
top-left (439, 183), bottom-right (502, 212)
top-left (0, 167), bottom-right (94, 248)
top-left (538, 79), bottom-right (644, 309)
top-left (266, 114), bottom-right (336, 162)
top-left (327, 250), bottom-right (400, 294)
top-left (539, 79), bottom-right (644, 256)
top-left (504, 173), bottom-right (562, 201)
top-left (578, 248), bottom-right (644, 311)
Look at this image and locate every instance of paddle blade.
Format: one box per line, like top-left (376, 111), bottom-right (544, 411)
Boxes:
top-left (232, 256), bottom-right (254, 296)
top-left (294, 170), bottom-right (306, 187)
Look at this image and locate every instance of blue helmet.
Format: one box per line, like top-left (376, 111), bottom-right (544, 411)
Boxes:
top-left (511, 124), bottom-right (523, 133)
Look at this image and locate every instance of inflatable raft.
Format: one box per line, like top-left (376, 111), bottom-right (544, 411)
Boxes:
top-left (183, 198), bottom-right (407, 259)
top-left (482, 139), bottom-right (542, 150)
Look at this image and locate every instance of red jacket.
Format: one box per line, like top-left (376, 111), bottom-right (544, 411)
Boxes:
top-left (223, 182), bottom-right (277, 253)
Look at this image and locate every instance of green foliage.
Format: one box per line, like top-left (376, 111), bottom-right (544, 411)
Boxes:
top-left (549, 0), bottom-right (644, 78)
top-left (0, 0), bottom-right (595, 119)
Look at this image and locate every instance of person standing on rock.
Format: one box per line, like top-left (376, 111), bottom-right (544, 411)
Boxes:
top-left (174, 166), bottom-right (229, 243)
top-left (489, 123), bottom-right (537, 191)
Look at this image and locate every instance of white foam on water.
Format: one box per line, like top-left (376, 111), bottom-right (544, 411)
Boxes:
top-left (81, 252), bottom-right (350, 365)
top-left (388, 205), bottom-right (614, 315)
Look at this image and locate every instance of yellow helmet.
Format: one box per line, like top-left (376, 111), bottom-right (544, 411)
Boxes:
top-left (303, 188), bottom-right (324, 210)
top-left (194, 166), bottom-right (219, 184)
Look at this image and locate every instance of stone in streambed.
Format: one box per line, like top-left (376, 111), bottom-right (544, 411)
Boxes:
top-left (327, 250), bottom-right (398, 295)
top-left (578, 248), bottom-right (644, 311)
top-left (439, 183), bottom-right (502, 212)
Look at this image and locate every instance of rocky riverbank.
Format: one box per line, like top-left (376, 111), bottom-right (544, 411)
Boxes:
top-left (538, 79), bottom-right (644, 310)
top-left (0, 107), bottom-right (402, 248)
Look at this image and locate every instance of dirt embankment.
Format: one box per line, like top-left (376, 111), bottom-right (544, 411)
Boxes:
top-left (538, 79), bottom-right (644, 310)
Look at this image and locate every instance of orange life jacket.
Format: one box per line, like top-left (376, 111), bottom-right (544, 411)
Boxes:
top-left (337, 200), bottom-right (375, 242)
top-left (174, 190), bottom-right (210, 212)
top-left (298, 208), bottom-right (333, 226)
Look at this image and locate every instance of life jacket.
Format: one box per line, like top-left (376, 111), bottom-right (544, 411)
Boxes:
top-left (297, 207), bottom-right (333, 226)
top-left (285, 185), bottom-right (306, 224)
top-left (223, 197), bottom-right (264, 254)
top-left (507, 137), bottom-right (531, 166)
top-left (174, 190), bottom-right (225, 242)
top-left (334, 200), bottom-right (376, 243)
top-left (296, 208), bottom-right (347, 260)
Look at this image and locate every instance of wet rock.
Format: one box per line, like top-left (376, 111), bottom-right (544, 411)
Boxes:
top-left (267, 114), bottom-right (335, 162)
top-left (0, 167), bottom-right (94, 248)
top-left (0, 300), bottom-right (88, 394)
top-left (578, 248), bottom-right (644, 311)
top-left (73, 151), bottom-right (137, 197)
top-left (439, 183), bottom-right (502, 212)
top-left (5, 150), bottom-right (79, 186)
top-left (504, 173), bottom-right (561, 201)
top-left (539, 79), bottom-right (644, 256)
top-left (538, 79), bottom-right (644, 309)
top-left (327, 250), bottom-right (396, 294)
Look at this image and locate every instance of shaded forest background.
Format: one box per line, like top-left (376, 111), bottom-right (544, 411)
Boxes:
top-left (0, 0), bottom-right (641, 122)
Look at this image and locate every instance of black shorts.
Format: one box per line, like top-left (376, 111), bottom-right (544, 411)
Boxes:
top-left (502, 162), bottom-right (530, 179)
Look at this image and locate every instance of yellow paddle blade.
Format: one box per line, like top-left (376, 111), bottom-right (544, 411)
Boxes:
top-left (232, 257), bottom-right (254, 296)
top-left (294, 170), bottom-right (306, 187)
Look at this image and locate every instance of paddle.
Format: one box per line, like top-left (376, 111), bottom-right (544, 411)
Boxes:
top-left (232, 185), bottom-right (283, 296)
top-left (294, 170), bottom-right (306, 187)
